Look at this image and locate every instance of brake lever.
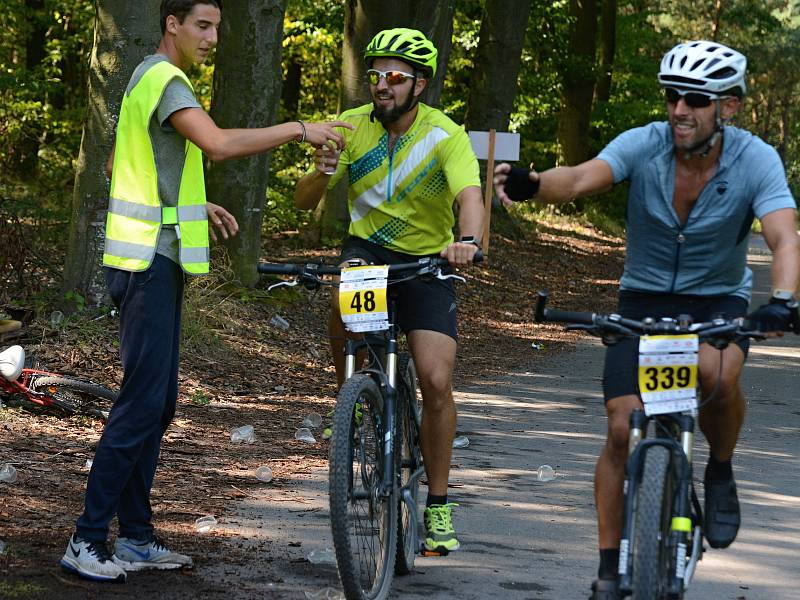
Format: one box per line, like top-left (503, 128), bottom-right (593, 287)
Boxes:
top-left (267, 280), bottom-right (299, 292)
top-left (437, 272), bottom-right (466, 283)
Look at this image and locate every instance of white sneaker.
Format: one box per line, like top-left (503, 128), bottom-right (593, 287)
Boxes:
top-left (113, 536), bottom-right (193, 571)
top-left (60, 534), bottom-right (127, 582)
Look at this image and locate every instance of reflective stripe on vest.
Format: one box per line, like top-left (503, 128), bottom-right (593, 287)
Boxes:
top-left (103, 60), bottom-right (209, 274)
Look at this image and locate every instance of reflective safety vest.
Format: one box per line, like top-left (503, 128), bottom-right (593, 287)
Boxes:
top-left (103, 61), bottom-right (209, 274)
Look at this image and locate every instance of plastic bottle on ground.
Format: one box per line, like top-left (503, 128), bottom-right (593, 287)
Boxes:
top-left (295, 428), bottom-right (316, 444)
top-left (302, 412), bottom-right (323, 428)
top-left (255, 466), bottom-right (273, 483)
top-left (452, 435), bottom-right (470, 449)
top-left (307, 547), bottom-right (336, 565)
top-left (230, 425), bottom-right (257, 444)
top-left (270, 315), bottom-right (290, 331)
top-left (537, 465), bottom-right (556, 482)
top-left (194, 515), bottom-right (217, 533)
top-left (0, 464), bottom-right (18, 484)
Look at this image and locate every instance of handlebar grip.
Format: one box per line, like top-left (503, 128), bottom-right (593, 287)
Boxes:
top-left (257, 263), bottom-right (301, 275)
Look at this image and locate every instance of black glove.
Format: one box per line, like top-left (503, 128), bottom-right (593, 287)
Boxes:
top-left (746, 298), bottom-right (797, 332)
top-left (503, 167), bottom-right (540, 201)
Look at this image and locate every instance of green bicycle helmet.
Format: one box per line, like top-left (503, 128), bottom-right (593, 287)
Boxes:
top-left (364, 28), bottom-right (438, 77)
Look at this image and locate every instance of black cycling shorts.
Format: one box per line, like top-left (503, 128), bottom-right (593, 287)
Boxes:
top-left (602, 290), bottom-right (750, 403)
top-left (338, 236), bottom-right (458, 341)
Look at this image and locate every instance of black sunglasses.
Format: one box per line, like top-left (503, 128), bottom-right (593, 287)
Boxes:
top-left (664, 87), bottom-right (723, 108)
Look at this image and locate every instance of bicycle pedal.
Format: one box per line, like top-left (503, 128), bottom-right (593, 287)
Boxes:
top-left (418, 543), bottom-right (449, 557)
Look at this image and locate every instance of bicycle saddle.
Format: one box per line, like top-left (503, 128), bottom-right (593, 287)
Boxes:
top-left (0, 344), bottom-right (25, 381)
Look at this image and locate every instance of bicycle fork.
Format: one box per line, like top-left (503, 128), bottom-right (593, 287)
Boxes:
top-left (618, 410), bottom-right (698, 597)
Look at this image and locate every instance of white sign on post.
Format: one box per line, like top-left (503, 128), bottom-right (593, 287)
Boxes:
top-left (468, 131), bottom-right (520, 161)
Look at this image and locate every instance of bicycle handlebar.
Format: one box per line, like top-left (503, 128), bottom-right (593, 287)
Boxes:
top-left (534, 291), bottom-right (765, 344)
top-left (257, 250), bottom-right (483, 279)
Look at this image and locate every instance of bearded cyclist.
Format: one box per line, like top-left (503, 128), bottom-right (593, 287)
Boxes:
top-left (294, 28), bottom-right (484, 554)
top-left (494, 40), bottom-right (799, 599)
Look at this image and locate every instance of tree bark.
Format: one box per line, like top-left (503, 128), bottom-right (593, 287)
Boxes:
top-left (206, 0), bottom-right (286, 288)
top-left (595, 0), bottom-right (616, 103)
top-left (62, 0), bottom-right (161, 304)
top-left (464, 0), bottom-right (532, 133)
top-left (557, 0), bottom-right (599, 167)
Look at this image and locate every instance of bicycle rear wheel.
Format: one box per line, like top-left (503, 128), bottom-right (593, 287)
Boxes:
top-left (395, 352), bottom-right (421, 575)
top-left (631, 445), bottom-right (677, 600)
top-left (329, 374), bottom-right (397, 600)
top-left (30, 375), bottom-right (117, 419)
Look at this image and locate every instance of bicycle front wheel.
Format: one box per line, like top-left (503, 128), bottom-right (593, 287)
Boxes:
top-left (31, 375), bottom-right (117, 419)
top-left (395, 352), bottom-right (421, 575)
top-left (631, 445), bottom-right (676, 600)
top-left (329, 374), bottom-right (397, 600)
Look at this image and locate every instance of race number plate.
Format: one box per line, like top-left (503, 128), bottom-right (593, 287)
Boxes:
top-left (638, 334), bottom-right (699, 415)
top-left (339, 265), bottom-right (389, 333)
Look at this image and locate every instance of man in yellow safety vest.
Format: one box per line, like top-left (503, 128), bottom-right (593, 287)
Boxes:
top-left (61, 0), bottom-right (352, 582)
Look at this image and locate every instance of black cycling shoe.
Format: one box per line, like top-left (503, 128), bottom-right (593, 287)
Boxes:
top-left (704, 475), bottom-right (740, 549)
top-left (589, 578), bottom-right (620, 600)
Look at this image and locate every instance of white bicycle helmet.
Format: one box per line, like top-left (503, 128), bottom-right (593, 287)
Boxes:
top-left (658, 41), bottom-right (746, 97)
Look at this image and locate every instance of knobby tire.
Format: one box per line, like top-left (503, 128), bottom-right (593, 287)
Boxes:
top-left (395, 353), bottom-right (421, 575)
top-left (632, 445), bottom-right (676, 600)
top-left (30, 375), bottom-right (116, 418)
top-left (329, 374), bottom-right (397, 600)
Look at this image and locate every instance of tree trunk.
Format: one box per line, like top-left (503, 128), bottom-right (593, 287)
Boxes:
top-left (595, 0), bottom-right (616, 103)
top-left (557, 0), bottom-right (599, 168)
top-left (62, 0), bottom-right (161, 305)
top-left (318, 0), bottom-right (455, 241)
top-left (464, 0), bottom-right (532, 133)
top-left (206, 0), bottom-right (286, 288)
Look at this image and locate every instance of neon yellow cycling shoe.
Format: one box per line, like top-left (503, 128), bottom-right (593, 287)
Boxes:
top-left (423, 503), bottom-right (460, 553)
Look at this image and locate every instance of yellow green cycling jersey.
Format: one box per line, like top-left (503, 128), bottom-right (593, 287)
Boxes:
top-left (324, 102), bottom-right (481, 256)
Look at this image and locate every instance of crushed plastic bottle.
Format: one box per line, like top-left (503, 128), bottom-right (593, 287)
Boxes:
top-left (307, 547), bottom-right (336, 565)
top-left (302, 412), bottom-right (323, 428)
top-left (537, 465), bottom-right (556, 482)
top-left (304, 587), bottom-right (344, 600)
top-left (194, 515), bottom-right (217, 533)
top-left (0, 464), bottom-right (18, 484)
top-left (255, 465), bottom-right (273, 483)
top-left (295, 428), bottom-right (316, 444)
top-left (230, 425), bottom-right (257, 444)
top-left (49, 310), bottom-right (64, 327)
top-left (270, 315), bottom-right (290, 331)
top-left (452, 435), bottom-right (470, 449)
top-left (84, 459), bottom-right (94, 470)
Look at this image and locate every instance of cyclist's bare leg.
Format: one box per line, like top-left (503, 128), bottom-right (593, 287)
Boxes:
top-left (407, 329), bottom-right (457, 497)
top-left (595, 394), bottom-right (642, 549)
top-left (697, 343), bottom-right (746, 461)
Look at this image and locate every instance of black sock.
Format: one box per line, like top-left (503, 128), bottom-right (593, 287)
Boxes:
top-left (598, 548), bottom-right (620, 580)
top-left (426, 494), bottom-right (447, 507)
top-left (706, 456), bottom-right (733, 482)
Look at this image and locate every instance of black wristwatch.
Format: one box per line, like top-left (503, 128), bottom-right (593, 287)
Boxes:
top-left (458, 236), bottom-right (481, 249)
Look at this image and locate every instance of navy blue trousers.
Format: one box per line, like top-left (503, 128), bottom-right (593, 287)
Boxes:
top-left (76, 254), bottom-right (184, 542)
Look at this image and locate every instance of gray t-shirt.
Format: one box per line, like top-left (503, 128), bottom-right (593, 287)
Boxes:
top-left (125, 54), bottom-right (202, 263)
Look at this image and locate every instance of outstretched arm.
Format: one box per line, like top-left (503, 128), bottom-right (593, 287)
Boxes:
top-left (493, 158), bottom-right (615, 207)
top-left (169, 107), bottom-right (353, 162)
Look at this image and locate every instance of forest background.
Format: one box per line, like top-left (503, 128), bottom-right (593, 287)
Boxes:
top-left (2, 0), bottom-right (800, 313)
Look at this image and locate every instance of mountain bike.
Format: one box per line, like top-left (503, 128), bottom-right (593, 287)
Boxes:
top-left (534, 292), bottom-right (767, 600)
top-left (0, 344), bottom-right (117, 419)
top-left (258, 253), bottom-right (479, 600)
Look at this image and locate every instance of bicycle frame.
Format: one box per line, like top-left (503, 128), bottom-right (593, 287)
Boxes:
top-left (342, 294), bottom-right (425, 531)
top-left (1, 367), bottom-right (65, 409)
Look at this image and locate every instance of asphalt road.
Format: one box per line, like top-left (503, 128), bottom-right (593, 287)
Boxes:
top-left (204, 239), bottom-right (800, 600)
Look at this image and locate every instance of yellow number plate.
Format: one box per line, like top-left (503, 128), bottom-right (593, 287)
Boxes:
top-left (638, 334), bottom-right (699, 415)
top-left (339, 265), bottom-right (389, 332)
